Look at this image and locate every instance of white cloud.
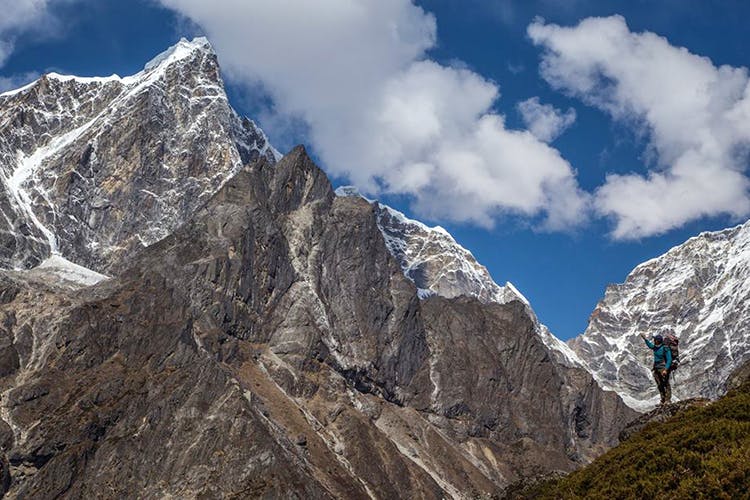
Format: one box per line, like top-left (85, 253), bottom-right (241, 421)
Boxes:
top-left (529, 15), bottom-right (750, 239)
top-left (517, 97), bottom-right (576, 142)
top-left (159, 0), bottom-right (589, 230)
top-left (0, 0), bottom-right (58, 66)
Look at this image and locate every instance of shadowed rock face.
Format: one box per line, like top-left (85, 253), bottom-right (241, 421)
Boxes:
top-left (0, 147), bottom-right (636, 498)
top-left (419, 297), bottom-right (635, 466)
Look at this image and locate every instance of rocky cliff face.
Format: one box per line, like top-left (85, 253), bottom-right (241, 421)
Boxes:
top-left (0, 150), bottom-right (636, 498)
top-left (339, 181), bottom-right (750, 415)
top-left (335, 186), bottom-right (586, 370)
top-left (334, 186), bottom-right (516, 304)
top-left (569, 221), bottom-right (750, 411)
top-left (0, 39), bottom-right (637, 498)
top-left (0, 37), bottom-right (277, 274)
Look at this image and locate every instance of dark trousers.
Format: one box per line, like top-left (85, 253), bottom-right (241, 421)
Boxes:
top-left (653, 368), bottom-right (672, 404)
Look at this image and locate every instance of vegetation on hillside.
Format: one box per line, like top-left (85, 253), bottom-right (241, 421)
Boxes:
top-left (508, 380), bottom-right (750, 499)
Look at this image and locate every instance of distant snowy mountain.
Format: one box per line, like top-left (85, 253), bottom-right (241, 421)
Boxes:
top-left (0, 37), bottom-right (277, 274)
top-left (335, 186), bottom-right (585, 369)
top-left (569, 221), bottom-right (750, 410)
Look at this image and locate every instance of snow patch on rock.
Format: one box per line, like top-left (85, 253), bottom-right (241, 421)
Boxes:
top-left (36, 255), bottom-right (109, 286)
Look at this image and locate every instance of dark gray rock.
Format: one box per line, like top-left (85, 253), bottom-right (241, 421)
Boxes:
top-left (0, 40), bottom-right (639, 498)
top-left (725, 358), bottom-right (750, 392)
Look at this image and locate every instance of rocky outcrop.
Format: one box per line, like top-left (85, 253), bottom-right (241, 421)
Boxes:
top-left (725, 358), bottom-right (750, 392)
top-left (618, 398), bottom-right (710, 442)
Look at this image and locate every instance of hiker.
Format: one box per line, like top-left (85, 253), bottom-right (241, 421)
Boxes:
top-left (640, 332), bottom-right (673, 405)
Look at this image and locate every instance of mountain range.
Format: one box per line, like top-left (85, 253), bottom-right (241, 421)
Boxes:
top-left (337, 180), bottom-right (750, 413)
top-left (0, 37), bottom-right (746, 497)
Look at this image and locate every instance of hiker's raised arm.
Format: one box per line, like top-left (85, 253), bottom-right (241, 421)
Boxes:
top-left (642, 334), bottom-right (655, 349)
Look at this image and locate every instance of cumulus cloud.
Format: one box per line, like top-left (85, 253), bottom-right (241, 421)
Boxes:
top-left (517, 97), bottom-right (576, 142)
top-left (159, 0), bottom-right (589, 229)
top-left (0, 0), bottom-right (60, 66)
top-left (529, 15), bottom-right (750, 239)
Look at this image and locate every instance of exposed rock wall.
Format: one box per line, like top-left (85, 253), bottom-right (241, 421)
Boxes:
top-left (0, 148), bottom-right (635, 498)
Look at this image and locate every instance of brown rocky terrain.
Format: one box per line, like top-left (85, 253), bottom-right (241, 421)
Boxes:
top-left (0, 146), bottom-right (636, 498)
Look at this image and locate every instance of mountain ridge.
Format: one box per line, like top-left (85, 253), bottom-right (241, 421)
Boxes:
top-left (2, 37), bottom-right (747, 418)
top-left (335, 185), bottom-right (588, 370)
top-left (0, 39), bottom-right (639, 497)
top-left (0, 37), bottom-right (277, 273)
top-left (336, 182), bottom-right (750, 412)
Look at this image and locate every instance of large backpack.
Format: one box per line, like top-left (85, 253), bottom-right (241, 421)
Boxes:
top-left (663, 333), bottom-right (680, 370)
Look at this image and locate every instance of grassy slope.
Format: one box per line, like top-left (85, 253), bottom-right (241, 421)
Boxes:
top-left (511, 381), bottom-right (750, 499)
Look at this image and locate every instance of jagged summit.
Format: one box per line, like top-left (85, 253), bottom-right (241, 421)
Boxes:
top-left (1, 37), bottom-right (216, 98)
top-left (336, 185), bottom-right (510, 301)
top-left (143, 37), bottom-right (214, 72)
top-left (0, 37), bottom-right (277, 274)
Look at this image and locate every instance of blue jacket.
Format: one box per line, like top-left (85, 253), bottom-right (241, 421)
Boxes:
top-left (644, 338), bottom-right (672, 370)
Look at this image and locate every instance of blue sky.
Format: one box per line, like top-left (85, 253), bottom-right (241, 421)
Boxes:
top-left (2, 0), bottom-right (749, 340)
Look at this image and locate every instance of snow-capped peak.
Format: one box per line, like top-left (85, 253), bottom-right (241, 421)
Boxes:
top-left (144, 37), bottom-right (213, 72)
top-left (0, 37), bottom-right (277, 274)
top-left (0, 37), bottom-right (215, 100)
